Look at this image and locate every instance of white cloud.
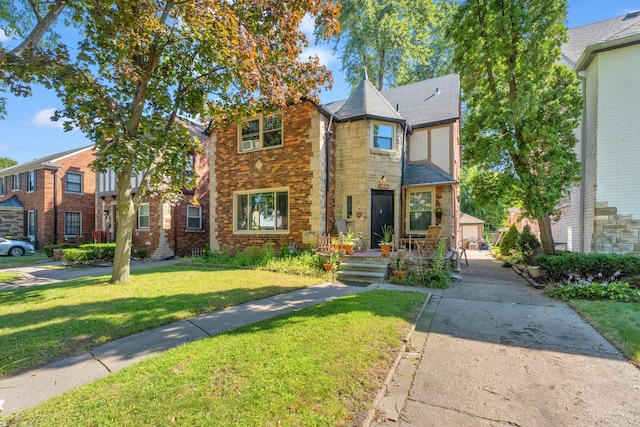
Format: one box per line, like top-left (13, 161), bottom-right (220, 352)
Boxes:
top-left (0, 28), bottom-right (8, 43)
top-left (300, 14), bottom-right (316, 39)
top-left (301, 45), bottom-right (339, 67)
top-left (25, 108), bottom-right (66, 130)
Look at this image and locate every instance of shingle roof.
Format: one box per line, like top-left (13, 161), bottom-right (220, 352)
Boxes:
top-left (325, 73), bottom-right (460, 129)
top-left (562, 11), bottom-right (640, 70)
top-left (403, 162), bottom-right (456, 187)
top-left (460, 212), bottom-right (485, 225)
top-left (0, 145), bottom-right (94, 175)
top-left (331, 71), bottom-right (406, 124)
top-left (0, 195), bottom-right (24, 208)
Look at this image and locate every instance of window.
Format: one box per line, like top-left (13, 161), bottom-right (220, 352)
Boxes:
top-left (372, 123), bottom-right (394, 150)
top-left (187, 205), bottom-right (202, 229)
top-left (11, 173), bottom-right (20, 191)
top-left (138, 203), bottom-right (150, 228)
top-left (0, 176), bottom-right (5, 196)
top-left (408, 191), bottom-right (433, 234)
top-left (27, 210), bottom-right (37, 240)
top-left (66, 172), bottom-right (82, 193)
top-left (347, 195), bottom-right (353, 219)
top-left (238, 113), bottom-right (282, 152)
top-left (235, 189), bottom-right (289, 232)
top-left (26, 170), bottom-right (36, 192)
top-left (64, 212), bottom-right (82, 236)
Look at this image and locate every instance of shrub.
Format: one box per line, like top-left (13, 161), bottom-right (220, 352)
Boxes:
top-left (547, 277), bottom-right (640, 302)
top-left (43, 243), bottom-right (77, 258)
top-left (135, 248), bottom-right (148, 259)
top-left (499, 225), bottom-right (520, 256)
top-left (63, 248), bottom-right (100, 263)
top-left (517, 224), bottom-right (541, 264)
top-left (80, 243), bottom-right (116, 262)
top-left (536, 252), bottom-right (640, 283)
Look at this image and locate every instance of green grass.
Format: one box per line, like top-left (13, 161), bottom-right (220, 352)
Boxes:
top-left (0, 251), bottom-right (49, 269)
top-left (8, 290), bottom-right (425, 427)
top-left (0, 272), bottom-right (21, 283)
top-left (0, 265), bottom-right (323, 376)
top-left (570, 300), bottom-right (640, 365)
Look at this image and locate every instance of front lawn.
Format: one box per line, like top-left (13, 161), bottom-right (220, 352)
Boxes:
top-left (0, 251), bottom-right (49, 269)
top-left (0, 265), bottom-right (323, 376)
top-left (7, 290), bottom-right (425, 426)
top-left (0, 272), bottom-right (21, 283)
top-left (570, 300), bottom-right (640, 365)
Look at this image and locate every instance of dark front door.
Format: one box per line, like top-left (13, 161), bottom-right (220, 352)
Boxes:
top-left (371, 190), bottom-right (394, 249)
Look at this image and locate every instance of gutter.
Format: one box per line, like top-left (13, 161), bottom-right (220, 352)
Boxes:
top-left (577, 71), bottom-right (587, 253)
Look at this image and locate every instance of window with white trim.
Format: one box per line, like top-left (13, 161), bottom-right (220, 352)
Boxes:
top-left (235, 189), bottom-right (289, 233)
top-left (186, 205), bottom-right (202, 229)
top-left (238, 113), bottom-right (282, 152)
top-left (26, 170), bottom-right (36, 192)
top-left (407, 190), bottom-right (433, 234)
top-left (66, 172), bottom-right (82, 193)
top-left (11, 173), bottom-right (20, 191)
top-left (0, 176), bottom-right (6, 196)
top-left (138, 203), bottom-right (150, 229)
top-left (372, 122), bottom-right (394, 150)
top-left (64, 212), bottom-right (82, 236)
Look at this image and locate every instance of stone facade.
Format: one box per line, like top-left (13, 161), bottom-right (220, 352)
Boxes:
top-left (593, 202), bottom-right (640, 254)
top-left (0, 207), bottom-right (23, 237)
top-left (211, 101), bottom-right (333, 253)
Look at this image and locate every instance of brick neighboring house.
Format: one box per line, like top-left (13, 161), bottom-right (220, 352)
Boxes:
top-left (552, 12), bottom-right (640, 254)
top-left (210, 72), bottom-right (461, 252)
top-left (0, 146), bottom-right (96, 248)
top-left (96, 118), bottom-right (210, 259)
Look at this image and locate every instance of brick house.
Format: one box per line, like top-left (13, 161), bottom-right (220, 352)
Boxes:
top-left (209, 72), bottom-right (461, 252)
top-left (0, 146), bottom-right (96, 248)
top-left (96, 118), bottom-right (210, 259)
top-left (552, 11), bottom-right (640, 254)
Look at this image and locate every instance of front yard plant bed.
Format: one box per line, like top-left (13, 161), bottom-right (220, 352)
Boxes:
top-left (6, 290), bottom-right (426, 427)
top-left (0, 265), bottom-right (323, 376)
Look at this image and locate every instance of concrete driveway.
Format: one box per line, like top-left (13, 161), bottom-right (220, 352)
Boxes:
top-left (377, 250), bottom-right (640, 426)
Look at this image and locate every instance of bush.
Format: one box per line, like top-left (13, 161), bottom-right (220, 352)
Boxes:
top-left (499, 225), bottom-right (520, 256)
top-left (63, 248), bottom-right (100, 263)
top-left (135, 248), bottom-right (148, 259)
top-left (536, 252), bottom-right (640, 283)
top-left (43, 243), bottom-right (77, 258)
top-left (517, 224), bottom-right (541, 264)
top-left (547, 278), bottom-right (640, 302)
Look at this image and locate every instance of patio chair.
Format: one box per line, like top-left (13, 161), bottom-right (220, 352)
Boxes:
top-left (415, 225), bottom-right (443, 255)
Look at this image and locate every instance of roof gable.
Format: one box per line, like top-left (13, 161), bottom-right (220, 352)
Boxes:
top-left (0, 145), bottom-right (94, 176)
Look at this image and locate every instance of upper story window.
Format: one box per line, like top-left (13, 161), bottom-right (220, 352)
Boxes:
top-left (11, 173), bottom-right (20, 191)
top-left (372, 122), bottom-right (394, 150)
top-left (0, 176), bottom-right (6, 196)
top-left (26, 170), bottom-right (36, 192)
top-left (238, 113), bottom-right (282, 152)
top-left (138, 202), bottom-right (150, 229)
top-left (66, 172), bottom-right (83, 193)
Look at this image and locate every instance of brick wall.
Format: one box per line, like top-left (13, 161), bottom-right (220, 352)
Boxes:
top-left (212, 101), bottom-right (327, 252)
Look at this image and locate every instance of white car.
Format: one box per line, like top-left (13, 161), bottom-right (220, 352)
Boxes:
top-left (0, 238), bottom-right (36, 256)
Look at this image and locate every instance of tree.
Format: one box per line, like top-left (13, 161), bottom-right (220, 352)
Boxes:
top-left (460, 165), bottom-right (511, 232)
top-left (0, 156), bottom-right (17, 169)
top-left (318, 0), bottom-right (457, 91)
top-left (450, 0), bottom-right (582, 255)
top-left (3, 0), bottom-right (340, 283)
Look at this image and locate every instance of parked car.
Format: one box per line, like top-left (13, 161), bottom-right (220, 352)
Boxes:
top-left (0, 238), bottom-right (36, 256)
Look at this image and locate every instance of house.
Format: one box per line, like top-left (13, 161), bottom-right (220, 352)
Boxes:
top-left (209, 72), bottom-right (461, 253)
top-left (0, 145), bottom-right (96, 248)
top-left (552, 11), bottom-right (640, 254)
top-left (95, 118), bottom-right (210, 259)
top-left (460, 212), bottom-right (485, 248)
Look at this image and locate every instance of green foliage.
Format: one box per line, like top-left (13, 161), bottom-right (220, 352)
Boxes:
top-left (450, 0), bottom-right (582, 253)
top-left (517, 225), bottom-right (541, 264)
top-left (62, 244), bottom-right (116, 263)
top-left (377, 224), bottom-right (394, 245)
top-left (318, 0), bottom-right (457, 91)
top-left (0, 156), bottom-right (18, 169)
top-left (265, 251), bottom-right (326, 276)
top-left (499, 225), bottom-right (520, 256)
top-left (43, 243), bottom-right (76, 258)
top-left (535, 252), bottom-right (640, 283)
top-left (460, 165), bottom-right (510, 231)
top-left (547, 280), bottom-right (640, 302)
top-left (135, 248), bottom-right (148, 259)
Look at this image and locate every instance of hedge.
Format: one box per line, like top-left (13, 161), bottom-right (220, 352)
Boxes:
top-left (535, 252), bottom-right (640, 282)
top-left (62, 243), bottom-right (116, 263)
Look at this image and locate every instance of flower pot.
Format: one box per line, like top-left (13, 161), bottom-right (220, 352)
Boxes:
top-left (324, 263), bottom-right (333, 272)
top-left (528, 266), bottom-right (541, 278)
top-left (344, 244), bottom-right (354, 255)
top-left (380, 244), bottom-right (391, 257)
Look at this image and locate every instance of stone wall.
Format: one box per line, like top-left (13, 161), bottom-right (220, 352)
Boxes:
top-left (0, 207), bottom-right (23, 237)
top-left (593, 202), bottom-right (640, 254)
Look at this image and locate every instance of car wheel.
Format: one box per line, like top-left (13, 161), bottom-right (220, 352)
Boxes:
top-left (9, 247), bottom-right (25, 257)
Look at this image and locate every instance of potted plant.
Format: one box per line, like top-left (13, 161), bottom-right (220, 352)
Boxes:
top-left (343, 229), bottom-right (362, 255)
top-left (377, 225), bottom-right (394, 257)
top-left (434, 206), bottom-right (443, 219)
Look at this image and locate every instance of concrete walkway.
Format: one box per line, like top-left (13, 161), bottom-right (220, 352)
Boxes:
top-left (374, 250), bottom-right (640, 426)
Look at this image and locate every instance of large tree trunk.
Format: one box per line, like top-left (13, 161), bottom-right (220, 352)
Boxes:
top-left (111, 165), bottom-right (136, 283)
top-left (537, 214), bottom-right (556, 255)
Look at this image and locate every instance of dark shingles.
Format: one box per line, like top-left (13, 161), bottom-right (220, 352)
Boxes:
top-left (403, 162), bottom-right (456, 186)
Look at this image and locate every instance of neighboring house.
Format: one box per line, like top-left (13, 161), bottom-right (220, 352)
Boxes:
top-left (552, 11), bottom-right (640, 254)
top-left (209, 72), bottom-right (461, 252)
top-left (0, 146), bottom-right (96, 248)
top-left (96, 118), bottom-right (210, 259)
top-left (460, 212), bottom-right (485, 248)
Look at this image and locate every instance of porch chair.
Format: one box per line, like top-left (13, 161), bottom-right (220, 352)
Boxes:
top-left (416, 225), bottom-right (444, 255)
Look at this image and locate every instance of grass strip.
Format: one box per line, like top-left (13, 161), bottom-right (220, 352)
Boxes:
top-left (7, 290), bottom-right (426, 426)
top-left (0, 272), bottom-right (21, 283)
top-left (0, 252), bottom-right (48, 269)
top-left (0, 265), bottom-right (322, 375)
top-left (570, 300), bottom-right (640, 365)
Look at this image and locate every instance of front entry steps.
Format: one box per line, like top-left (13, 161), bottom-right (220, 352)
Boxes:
top-left (337, 258), bottom-right (389, 283)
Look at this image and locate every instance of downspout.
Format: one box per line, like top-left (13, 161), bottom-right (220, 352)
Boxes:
top-left (578, 72), bottom-right (587, 252)
top-left (324, 114), bottom-right (334, 235)
top-left (53, 169), bottom-right (58, 244)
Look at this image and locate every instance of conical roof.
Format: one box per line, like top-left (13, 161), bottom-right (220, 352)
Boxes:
top-left (335, 71), bottom-right (406, 124)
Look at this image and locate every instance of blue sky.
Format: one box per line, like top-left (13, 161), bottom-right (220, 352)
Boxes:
top-left (0, 0), bottom-right (637, 164)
